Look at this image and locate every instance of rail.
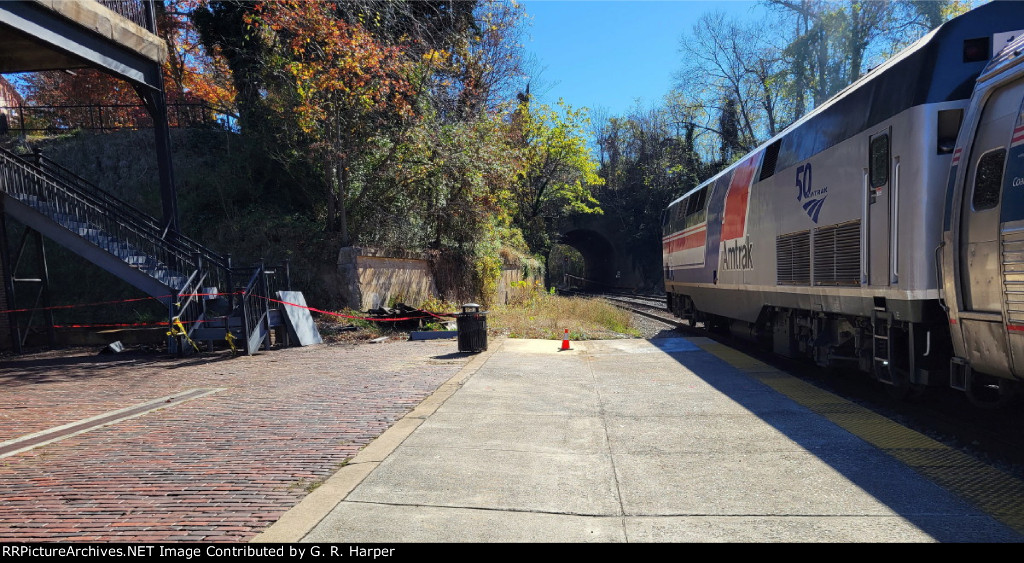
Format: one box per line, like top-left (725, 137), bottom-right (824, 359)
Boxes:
top-left (26, 150), bottom-right (229, 270)
top-left (1, 144), bottom-right (299, 354)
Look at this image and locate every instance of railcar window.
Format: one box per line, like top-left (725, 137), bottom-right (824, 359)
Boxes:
top-left (685, 187), bottom-right (709, 228)
top-left (668, 202), bottom-right (684, 234)
top-left (693, 186), bottom-right (707, 212)
top-left (973, 148), bottom-right (1006, 211)
top-left (685, 195), bottom-right (699, 216)
top-left (870, 134), bottom-right (889, 189)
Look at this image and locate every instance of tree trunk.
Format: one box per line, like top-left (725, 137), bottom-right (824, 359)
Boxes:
top-left (338, 157), bottom-right (350, 246)
top-left (328, 163), bottom-right (338, 233)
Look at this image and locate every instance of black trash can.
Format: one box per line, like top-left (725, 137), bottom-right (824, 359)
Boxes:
top-left (456, 303), bottom-right (488, 353)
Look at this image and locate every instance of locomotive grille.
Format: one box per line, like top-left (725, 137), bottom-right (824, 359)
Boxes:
top-left (776, 230), bottom-right (811, 285)
top-left (813, 220), bottom-right (861, 286)
top-left (1002, 228), bottom-right (1024, 325)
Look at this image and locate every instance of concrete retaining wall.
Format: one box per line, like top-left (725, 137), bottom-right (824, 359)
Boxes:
top-left (494, 267), bottom-right (543, 306)
top-left (337, 247), bottom-right (542, 311)
top-left (337, 247), bottom-right (437, 311)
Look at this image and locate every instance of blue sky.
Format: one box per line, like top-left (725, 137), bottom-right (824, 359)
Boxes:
top-left (520, 0), bottom-right (766, 117)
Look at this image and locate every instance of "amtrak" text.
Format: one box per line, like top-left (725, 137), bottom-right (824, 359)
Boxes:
top-left (721, 235), bottom-right (754, 271)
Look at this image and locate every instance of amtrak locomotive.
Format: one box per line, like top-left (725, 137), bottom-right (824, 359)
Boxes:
top-left (662, 2), bottom-right (1024, 406)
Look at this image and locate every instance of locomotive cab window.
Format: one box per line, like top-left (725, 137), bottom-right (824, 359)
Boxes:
top-left (972, 147), bottom-right (1006, 211)
top-left (869, 134), bottom-right (889, 188)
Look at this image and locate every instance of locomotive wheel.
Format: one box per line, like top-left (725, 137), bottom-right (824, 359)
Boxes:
top-left (966, 378), bottom-right (1017, 410)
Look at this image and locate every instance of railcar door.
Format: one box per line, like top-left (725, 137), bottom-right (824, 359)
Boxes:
top-left (957, 77), bottom-right (1024, 378)
top-left (867, 131), bottom-right (891, 286)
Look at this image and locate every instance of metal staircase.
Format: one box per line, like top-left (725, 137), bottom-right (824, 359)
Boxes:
top-left (0, 146), bottom-right (291, 355)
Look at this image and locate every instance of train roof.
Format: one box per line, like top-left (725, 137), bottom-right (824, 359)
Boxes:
top-left (669, 0), bottom-right (1024, 209)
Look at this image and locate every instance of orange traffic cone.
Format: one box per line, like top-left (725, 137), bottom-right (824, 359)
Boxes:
top-left (561, 329), bottom-right (571, 351)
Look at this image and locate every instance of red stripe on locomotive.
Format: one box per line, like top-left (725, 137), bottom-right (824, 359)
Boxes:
top-left (662, 227), bottom-right (707, 253)
top-left (721, 155), bottom-right (759, 241)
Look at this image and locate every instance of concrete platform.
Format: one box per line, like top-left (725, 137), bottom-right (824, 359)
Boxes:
top-left (256, 337), bottom-right (1024, 543)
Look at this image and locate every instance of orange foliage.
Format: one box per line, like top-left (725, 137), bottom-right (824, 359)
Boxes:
top-left (160, 0), bottom-right (237, 111)
top-left (249, 1), bottom-right (414, 140)
top-left (17, 0), bottom-right (236, 125)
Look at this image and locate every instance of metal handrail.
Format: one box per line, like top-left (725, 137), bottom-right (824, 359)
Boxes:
top-left (240, 264), bottom-right (269, 355)
top-left (0, 102), bottom-right (238, 133)
top-left (1, 145), bottom-right (302, 353)
top-left (27, 151), bottom-right (228, 265)
top-left (95, 0), bottom-right (153, 32)
top-left (0, 146), bottom-right (232, 293)
top-left (171, 266), bottom-right (208, 350)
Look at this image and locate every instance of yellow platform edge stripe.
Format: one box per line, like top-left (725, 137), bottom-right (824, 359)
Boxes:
top-left (693, 339), bottom-right (1024, 534)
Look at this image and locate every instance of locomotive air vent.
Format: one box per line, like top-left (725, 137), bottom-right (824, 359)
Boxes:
top-left (777, 230), bottom-right (810, 285)
top-left (813, 220), bottom-right (861, 286)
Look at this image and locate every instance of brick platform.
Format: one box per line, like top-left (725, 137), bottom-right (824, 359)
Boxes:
top-left (0, 340), bottom-right (468, 541)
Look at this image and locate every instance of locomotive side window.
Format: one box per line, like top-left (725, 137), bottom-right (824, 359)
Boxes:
top-left (688, 186), bottom-right (708, 227)
top-left (667, 201), bottom-right (683, 235)
top-left (869, 134), bottom-right (889, 189)
top-left (972, 148), bottom-right (1006, 210)
top-left (669, 186), bottom-right (708, 231)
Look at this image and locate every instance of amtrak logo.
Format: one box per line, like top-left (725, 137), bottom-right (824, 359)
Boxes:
top-left (795, 163), bottom-right (828, 223)
top-left (802, 195), bottom-right (827, 223)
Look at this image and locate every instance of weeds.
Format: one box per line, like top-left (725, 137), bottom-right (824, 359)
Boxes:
top-left (488, 292), bottom-right (639, 340)
top-left (316, 289), bottom-right (638, 342)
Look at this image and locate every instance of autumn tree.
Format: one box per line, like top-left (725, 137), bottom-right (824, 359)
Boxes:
top-left (594, 103), bottom-right (711, 286)
top-left (675, 11), bottom-right (793, 164)
top-left (158, 0), bottom-right (237, 112)
top-left (247, 1), bottom-right (416, 244)
top-left (670, 0), bottom-right (974, 164)
top-left (15, 1), bottom-right (236, 131)
top-left (512, 99), bottom-right (603, 255)
top-left (766, 0), bottom-right (973, 117)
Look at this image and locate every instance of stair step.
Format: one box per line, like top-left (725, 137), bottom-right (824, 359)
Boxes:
top-left (3, 149), bottom-right (226, 327)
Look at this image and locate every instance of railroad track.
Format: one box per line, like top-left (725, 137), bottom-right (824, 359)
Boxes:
top-left (599, 293), bottom-right (679, 327)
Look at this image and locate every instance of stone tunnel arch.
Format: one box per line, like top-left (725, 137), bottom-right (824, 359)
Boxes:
top-left (556, 229), bottom-right (618, 290)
